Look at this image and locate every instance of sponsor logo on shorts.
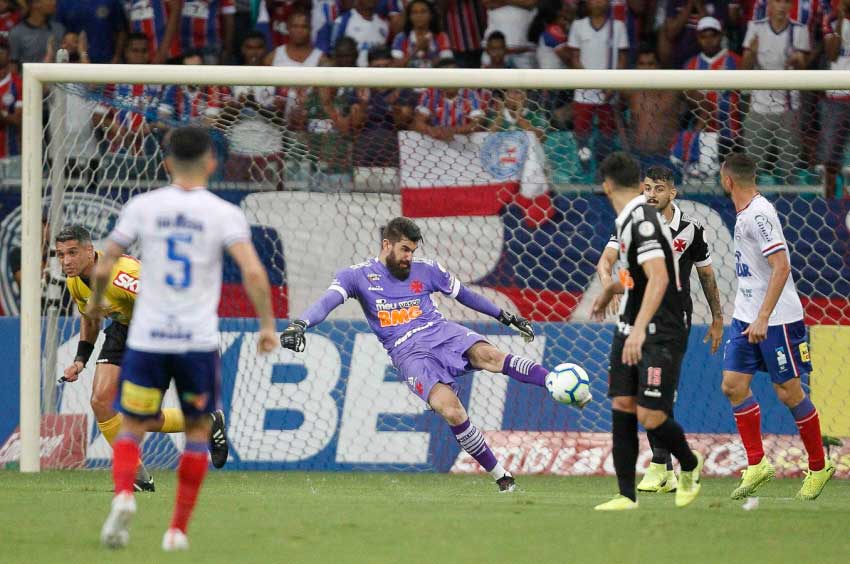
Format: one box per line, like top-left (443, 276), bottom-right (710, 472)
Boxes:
top-left (643, 389), bottom-right (662, 398)
top-left (647, 367), bottom-right (662, 387)
top-left (799, 342), bottom-right (811, 363)
top-left (775, 347), bottom-right (788, 371)
top-left (181, 391), bottom-right (209, 411)
top-left (112, 271), bottom-right (139, 293)
top-left (120, 381), bottom-right (163, 415)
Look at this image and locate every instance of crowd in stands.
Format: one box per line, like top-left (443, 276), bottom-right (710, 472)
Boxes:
top-left (0, 0), bottom-right (848, 196)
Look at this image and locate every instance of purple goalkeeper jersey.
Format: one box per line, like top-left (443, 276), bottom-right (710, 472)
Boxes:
top-left (318, 257), bottom-right (462, 356)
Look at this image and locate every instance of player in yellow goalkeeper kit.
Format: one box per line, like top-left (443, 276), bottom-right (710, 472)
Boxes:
top-left (56, 225), bottom-right (229, 490)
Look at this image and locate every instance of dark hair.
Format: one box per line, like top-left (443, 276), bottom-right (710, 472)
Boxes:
top-left (55, 225), bottom-right (92, 245)
top-left (722, 152), bottom-right (757, 181)
top-left (165, 126), bottom-right (212, 162)
top-left (334, 36), bottom-right (358, 56)
top-left (383, 217), bottom-right (422, 244)
top-left (599, 152), bottom-right (641, 189)
top-left (243, 30), bottom-right (267, 46)
top-left (404, 0), bottom-right (440, 35)
top-left (126, 32), bottom-right (149, 48)
top-left (435, 57), bottom-right (458, 68)
top-left (486, 31), bottom-right (506, 45)
top-left (528, 0), bottom-right (563, 43)
top-left (644, 165), bottom-right (675, 184)
top-left (287, 9), bottom-right (311, 25)
top-left (637, 42), bottom-right (657, 58)
top-left (181, 49), bottom-right (204, 62)
top-left (368, 45), bottom-right (392, 64)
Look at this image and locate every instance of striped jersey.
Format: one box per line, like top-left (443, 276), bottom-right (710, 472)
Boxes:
top-left (537, 22), bottom-right (568, 69)
top-left (683, 49), bottom-right (742, 137)
top-left (752, 0), bottom-right (830, 30)
top-left (167, 85), bottom-right (227, 122)
top-left (416, 88), bottom-right (484, 127)
top-left (125, 0), bottom-right (181, 59)
top-left (732, 194), bottom-right (804, 325)
top-left (0, 73), bottom-right (22, 158)
top-left (391, 31), bottom-right (453, 67)
top-left (608, 203), bottom-right (711, 322)
top-left (0, 9), bottom-right (20, 40)
top-left (611, 195), bottom-right (686, 339)
top-left (443, 0), bottom-right (486, 52)
top-left (179, 0), bottom-right (235, 51)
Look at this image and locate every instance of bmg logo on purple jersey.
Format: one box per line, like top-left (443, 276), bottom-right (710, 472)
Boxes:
top-left (376, 298), bottom-right (423, 328)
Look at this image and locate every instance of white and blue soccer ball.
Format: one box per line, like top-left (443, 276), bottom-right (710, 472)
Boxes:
top-left (545, 363), bottom-right (591, 406)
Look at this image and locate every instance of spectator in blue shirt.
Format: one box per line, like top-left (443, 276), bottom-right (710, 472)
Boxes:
top-left (56, 0), bottom-right (126, 64)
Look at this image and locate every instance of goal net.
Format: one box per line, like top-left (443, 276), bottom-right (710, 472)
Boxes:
top-left (7, 64), bottom-right (849, 480)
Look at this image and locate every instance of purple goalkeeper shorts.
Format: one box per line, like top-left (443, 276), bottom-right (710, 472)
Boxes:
top-left (392, 321), bottom-right (489, 404)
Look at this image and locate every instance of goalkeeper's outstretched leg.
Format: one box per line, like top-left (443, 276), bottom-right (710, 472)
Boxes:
top-left (427, 383), bottom-right (516, 492)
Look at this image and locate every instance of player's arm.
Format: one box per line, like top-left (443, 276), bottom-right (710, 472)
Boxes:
top-left (454, 285), bottom-right (534, 342)
top-left (691, 224), bottom-right (723, 352)
top-left (430, 261), bottom-right (534, 342)
top-left (61, 313), bottom-right (99, 383)
top-left (87, 240), bottom-right (124, 319)
top-left (696, 263), bottom-right (724, 353)
top-left (154, 0), bottom-right (183, 64)
top-left (742, 250), bottom-right (791, 344)
top-left (591, 241), bottom-right (624, 321)
top-left (228, 241), bottom-right (276, 352)
top-left (622, 256), bottom-right (668, 365)
top-left (281, 273), bottom-right (351, 352)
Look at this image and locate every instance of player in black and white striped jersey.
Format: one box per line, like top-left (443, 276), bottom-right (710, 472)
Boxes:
top-left (590, 153), bottom-right (703, 511)
top-left (598, 165), bottom-right (724, 494)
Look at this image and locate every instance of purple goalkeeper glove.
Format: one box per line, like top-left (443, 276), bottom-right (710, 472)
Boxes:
top-left (497, 310), bottom-right (534, 343)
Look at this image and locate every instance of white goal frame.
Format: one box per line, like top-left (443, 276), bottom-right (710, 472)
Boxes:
top-left (19, 63), bottom-right (850, 471)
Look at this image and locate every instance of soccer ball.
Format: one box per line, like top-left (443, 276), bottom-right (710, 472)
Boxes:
top-left (545, 363), bottom-right (591, 406)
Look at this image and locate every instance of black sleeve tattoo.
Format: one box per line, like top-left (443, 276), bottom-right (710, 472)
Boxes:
top-left (698, 267), bottom-right (723, 320)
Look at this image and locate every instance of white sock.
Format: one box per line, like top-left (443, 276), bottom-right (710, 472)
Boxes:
top-left (489, 463), bottom-right (508, 480)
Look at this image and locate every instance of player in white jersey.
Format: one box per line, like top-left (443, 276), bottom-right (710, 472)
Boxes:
top-left (93, 127), bottom-right (277, 551)
top-left (720, 153), bottom-right (834, 501)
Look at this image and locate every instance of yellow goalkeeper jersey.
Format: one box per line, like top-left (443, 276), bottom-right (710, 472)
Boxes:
top-left (66, 253), bottom-right (140, 325)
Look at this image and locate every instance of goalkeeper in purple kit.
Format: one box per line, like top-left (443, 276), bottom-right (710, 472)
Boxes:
top-left (280, 217), bottom-right (589, 491)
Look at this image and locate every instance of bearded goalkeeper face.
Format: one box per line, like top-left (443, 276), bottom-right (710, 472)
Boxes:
top-left (379, 217), bottom-right (422, 280)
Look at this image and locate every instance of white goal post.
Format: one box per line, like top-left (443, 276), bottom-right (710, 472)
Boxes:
top-left (19, 64), bottom-right (850, 472)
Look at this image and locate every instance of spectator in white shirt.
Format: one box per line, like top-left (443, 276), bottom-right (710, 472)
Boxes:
top-left (567, 0), bottom-right (628, 169)
top-left (740, 0), bottom-right (809, 183)
top-left (481, 0), bottom-right (539, 68)
top-left (330, 0), bottom-right (389, 67)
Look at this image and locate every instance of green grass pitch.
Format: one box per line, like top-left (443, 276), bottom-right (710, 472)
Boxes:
top-left (2, 471), bottom-right (849, 564)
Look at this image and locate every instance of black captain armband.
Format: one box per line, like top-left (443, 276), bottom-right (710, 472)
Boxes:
top-left (75, 341), bottom-right (95, 366)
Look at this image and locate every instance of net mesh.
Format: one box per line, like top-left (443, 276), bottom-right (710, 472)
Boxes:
top-left (6, 76), bottom-right (850, 478)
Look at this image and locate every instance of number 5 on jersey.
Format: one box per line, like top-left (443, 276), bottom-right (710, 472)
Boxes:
top-left (166, 234), bottom-right (192, 289)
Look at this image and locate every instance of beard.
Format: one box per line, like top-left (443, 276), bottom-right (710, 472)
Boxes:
top-left (386, 252), bottom-right (411, 280)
